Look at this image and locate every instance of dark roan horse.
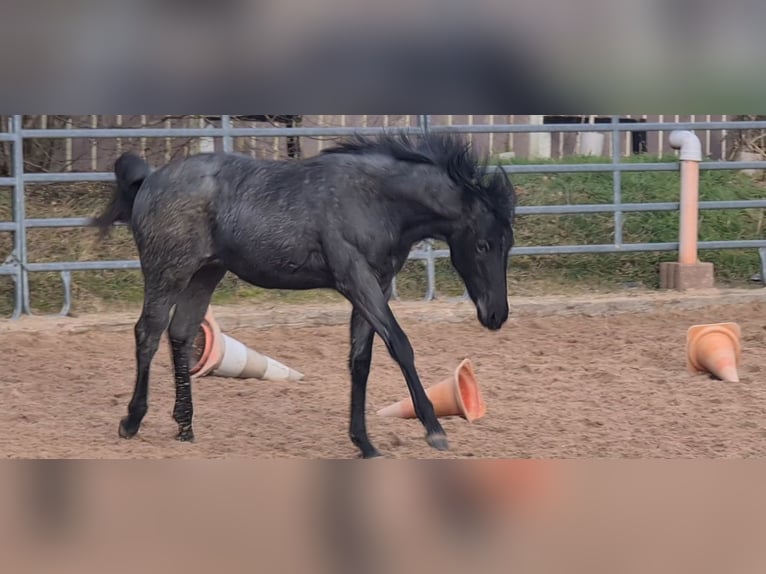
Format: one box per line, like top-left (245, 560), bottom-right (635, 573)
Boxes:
top-left (94, 131), bottom-right (517, 458)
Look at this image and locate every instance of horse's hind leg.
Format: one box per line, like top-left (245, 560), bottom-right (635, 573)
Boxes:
top-left (167, 265), bottom-right (226, 442)
top-left (119, 290), bottom-right (175, 439)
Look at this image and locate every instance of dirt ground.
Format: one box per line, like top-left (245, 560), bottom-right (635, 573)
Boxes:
top-left (2, 291), bottom-right (766, 458)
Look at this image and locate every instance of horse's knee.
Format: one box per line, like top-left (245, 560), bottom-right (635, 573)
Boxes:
top-left (134, 314), bottom-right (168, 362)
top-left (134, 320), bottom-right (153, 355)
top-left (167, 316), bottom-right (195, 345)
top-left (135, 308), bottom-right (165, 339)
top-left (387, 336), bottom-right (414, 365)
top-left (167, 326), bottom-right (185, 347)
top-left (167, 324), bottom-right (197, 360)
top-left (134, 316), bottom-right (148, 342)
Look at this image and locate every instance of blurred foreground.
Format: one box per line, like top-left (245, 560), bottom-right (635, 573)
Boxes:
top-left (2, 460), bottom-right (765, 574)
top-left (1, 0), bottom-right (766, 109)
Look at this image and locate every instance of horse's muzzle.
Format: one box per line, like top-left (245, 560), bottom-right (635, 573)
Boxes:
top-left (476, 298), bottom-right (508, 331)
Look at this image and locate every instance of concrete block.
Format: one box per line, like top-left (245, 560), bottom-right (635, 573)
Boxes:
top-left (659, 262), bottom-right (715, 290)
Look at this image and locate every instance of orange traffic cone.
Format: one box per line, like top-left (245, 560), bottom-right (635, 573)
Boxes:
top-left (686, 322), bottom-right (741, 382)
top-left (377, 358), bottom-right (486, 422)
top-left (187, 309), bottom-right (304, 381)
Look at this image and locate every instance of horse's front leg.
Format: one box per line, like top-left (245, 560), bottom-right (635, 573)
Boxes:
top-left (348, 281), bottom-right (393, 458)
top-left (348, 307), bottom-right (381, 458)
top-left (340, 266), bottom-right (448, 453)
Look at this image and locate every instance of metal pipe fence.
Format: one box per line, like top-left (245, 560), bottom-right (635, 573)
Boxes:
top-left (2, 114), bottom-right (766, 319)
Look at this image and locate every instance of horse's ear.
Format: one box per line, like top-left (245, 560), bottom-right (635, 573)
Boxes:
top-left (496, 168), bottom-right (515, 202)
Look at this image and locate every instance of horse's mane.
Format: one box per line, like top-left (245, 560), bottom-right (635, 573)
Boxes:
top-left (321, 131), bottom-right (515, 225)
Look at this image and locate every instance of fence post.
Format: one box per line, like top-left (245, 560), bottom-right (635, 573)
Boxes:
top-left (199, 116), bottom-right (215, 153)
top-left (417, 114), bottom-right (438, 301)
top-left (758, 248), bottom-right (766, 287)
top-left (11, 115), bottom-right (29, 315)
top-left (221, 115), bottom-right (234, 153)
top-left (611, 115), bottom-right (624, 248)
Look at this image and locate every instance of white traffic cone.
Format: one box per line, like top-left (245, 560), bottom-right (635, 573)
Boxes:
top-left (212, 333), bottom-right (304, 380)
top-left (187, 309), bottom-right (304, 381)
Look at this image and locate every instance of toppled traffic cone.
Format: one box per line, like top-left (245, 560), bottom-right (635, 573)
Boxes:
top-left (686, 322), bottom-right (741, 382)
top-left (377, 358), bottom-right (486, 422)
top-left (188, 309), bottom-right (303, 381)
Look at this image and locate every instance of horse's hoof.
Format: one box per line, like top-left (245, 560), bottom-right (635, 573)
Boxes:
top-left (176, 429), bottom-right (195, 442)
top-left (362, 449), bottom-right (384, 459)
top-left (118, 417), bottom-right (139, 439)
top-left (426, 432), bottom-right (450, 451)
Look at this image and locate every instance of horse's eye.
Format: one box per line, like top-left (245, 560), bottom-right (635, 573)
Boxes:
top-left (476, 240), bottom-right (490, 254)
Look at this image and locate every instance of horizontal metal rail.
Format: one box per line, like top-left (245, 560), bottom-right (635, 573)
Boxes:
top-left (4, 161), bottom-right (766, 190)
top-left (429, 121), bottom-right (766, 134)
top-left (494, 161), bottom-right (766, 174)
top-left (411, 241), bottom-right (766, 259)
top-left (15, 239), bottom-right (766, 275)
top-left (3, 199), bottom-right (766, 234)
top-left (14, 126), bottom-right (426, 139)
top-left (516, 200), bottom-right (766, 215)
top-left (23, 260), bottom-right (141, 273)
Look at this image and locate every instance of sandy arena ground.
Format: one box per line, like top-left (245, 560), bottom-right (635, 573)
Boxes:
top-left (2, 289), bottom-right (765, 458)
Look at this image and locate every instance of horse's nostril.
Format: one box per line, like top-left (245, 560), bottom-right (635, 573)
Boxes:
top-left (489, 310), bottom-right (507, 330)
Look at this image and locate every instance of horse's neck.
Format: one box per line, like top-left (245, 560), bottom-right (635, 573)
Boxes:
top-left (390, 167), bottom-right (463, 235)
top-left (395, 196), bottom-right (459, 245)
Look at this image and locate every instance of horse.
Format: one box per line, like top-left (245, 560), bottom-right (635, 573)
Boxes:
top-left (93, 131), bottom-right (517, 458)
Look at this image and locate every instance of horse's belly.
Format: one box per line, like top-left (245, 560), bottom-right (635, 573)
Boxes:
top-left (238, 269), bottom-right (333, 290)
top-left (223, 252), bottom-right (334, 291)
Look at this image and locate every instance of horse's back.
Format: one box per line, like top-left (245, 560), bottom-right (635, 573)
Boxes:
top-left (128, 150), bottom-right (395, 284)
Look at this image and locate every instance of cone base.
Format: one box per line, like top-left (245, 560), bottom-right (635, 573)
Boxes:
top-left (190, 310), bottom-right (225, 379)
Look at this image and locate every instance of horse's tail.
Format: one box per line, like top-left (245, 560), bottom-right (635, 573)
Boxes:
top-left (92, 152), bottom-right (152, 240)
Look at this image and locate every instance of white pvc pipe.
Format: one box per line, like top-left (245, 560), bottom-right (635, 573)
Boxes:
top-left (528, 115), bottom-right (551, 159)
top-left (669, 130), bottom-right (702, 162)
top-left (669, 130), bottom-right (702, 265)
